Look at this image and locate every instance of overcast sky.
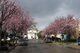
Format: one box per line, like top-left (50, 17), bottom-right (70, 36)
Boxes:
top-left (18, 0), bottom-right (80, 30)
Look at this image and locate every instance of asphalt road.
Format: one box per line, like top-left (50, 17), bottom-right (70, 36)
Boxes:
top-left (10, 40), bottom-right (80, 53)
top-left (1, 39), bottom-right (80, 53)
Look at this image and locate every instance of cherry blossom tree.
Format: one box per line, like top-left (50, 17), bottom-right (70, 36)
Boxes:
top-left (3, 14), bottom-right (33, 36)
top-left (42, 15), bottom-right (79, 38)
top-left (0, 0), bottom-right (33, 38)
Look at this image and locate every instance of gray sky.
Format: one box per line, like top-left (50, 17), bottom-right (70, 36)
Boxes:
top-left (18, 0), bottom-right (80, 30)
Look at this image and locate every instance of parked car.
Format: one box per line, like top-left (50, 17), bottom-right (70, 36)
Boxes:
top-left (0, 40), bottom-right (9, 50)
top-left (51, 36), bottom-right (61, 42)
top-left (18, 38), bottom-right (28, 46)
top-left (77, 37), bottom-right (80, 45)
top-left (44, 37), bottom-right (52, 43)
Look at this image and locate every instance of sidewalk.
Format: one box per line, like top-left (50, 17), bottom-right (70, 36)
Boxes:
top-left (67, 43), bottom-right (80, 50)
top-left (50, 42), bottom-right (80, 50)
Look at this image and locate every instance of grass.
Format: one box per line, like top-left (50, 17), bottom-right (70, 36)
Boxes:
top-left (47, 41), bottom-right (77, 46)
top-left (69, 45), bottom-right (80, 49)
top-left (47, 41), bottom-right (80, 49)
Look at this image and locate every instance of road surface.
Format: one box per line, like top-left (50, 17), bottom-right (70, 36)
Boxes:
top-left (1, 39), bottom-right (80, 53)
top-left (10, 40), bottom-right (80, 53)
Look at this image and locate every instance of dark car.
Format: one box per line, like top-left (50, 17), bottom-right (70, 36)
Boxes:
top-left (44, 37), bottom-right (52, 43)
top-left (77, 37), bottom-right (80, 45)
top-left (51, 36), bottom-right (61, 42)
top-left (0, 40), bottom-right (9, 50)
top-left (18, 38), bottom-right (28, 46)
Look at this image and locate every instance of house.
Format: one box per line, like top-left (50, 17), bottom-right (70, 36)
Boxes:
top-left (27, 25), bottom-right (39, 39)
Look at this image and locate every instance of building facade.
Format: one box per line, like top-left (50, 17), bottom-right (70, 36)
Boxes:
top-left (27, 25), bottom-right (38, 39)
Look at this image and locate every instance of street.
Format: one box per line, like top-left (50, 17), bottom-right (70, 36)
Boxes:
top-left (0, 0), bottom-right (80, 53)
top-left (6, 39), bottom-right (80, 53)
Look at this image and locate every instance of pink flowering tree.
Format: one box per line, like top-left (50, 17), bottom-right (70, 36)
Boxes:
top-left (42, 15), bottom-right (79, 38)
top-left (0, 0), bottom-right (33, 37)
